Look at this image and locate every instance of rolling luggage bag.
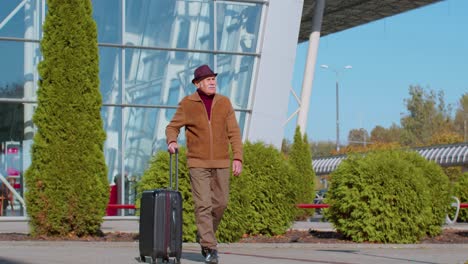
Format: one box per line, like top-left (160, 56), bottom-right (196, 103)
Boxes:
top-left (139, 150), bottom-right (182, 263)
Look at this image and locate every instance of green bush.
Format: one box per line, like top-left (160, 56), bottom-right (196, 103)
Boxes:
top-left (215, 161), bottom-right (256, 242)
top-left (138, 142), bottom-right (298, 243)
top-left (404, 153), bottom-right (451, 235)
top-left (325, 150), bottom-right (449, 243)
top-left (25, 0), bottom-right (108, 237)
top-left (218, 142), bottom-right (297, 241)
top-left (454, 172), bottom-right (468, 222)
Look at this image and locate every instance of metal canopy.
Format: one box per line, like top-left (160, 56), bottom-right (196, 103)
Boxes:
top-left (313, 143), bottom-right (468, 175)
top-left (299, 0), bottom-right (442, 42)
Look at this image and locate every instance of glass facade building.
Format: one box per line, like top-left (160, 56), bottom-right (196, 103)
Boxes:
top-left (0, 0), bottom-right (266, 216)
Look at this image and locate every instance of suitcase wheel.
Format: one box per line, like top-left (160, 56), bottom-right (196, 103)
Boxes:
top-left (152, 257), bottom-right (170, 264)
top-left (151, 257), bottom-right (179, 264)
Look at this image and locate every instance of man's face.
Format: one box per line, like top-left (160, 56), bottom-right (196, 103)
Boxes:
top-left (196, 76), bottom-right (217, 95)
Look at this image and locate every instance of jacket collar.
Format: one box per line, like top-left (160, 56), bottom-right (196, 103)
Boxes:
top-left (188, 91), bottom-right (220, 105)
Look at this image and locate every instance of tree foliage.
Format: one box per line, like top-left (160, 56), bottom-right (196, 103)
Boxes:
top-left (370, 124), bottom-right (402, 144)
top-left (356, 87), bottom-right (465, 149)
top-left (453, 93), bottom-right (467, 141)
top-left (24, 0), bottom-right (108, 237)
top-left (310, 141), bottom-right (335, 157)
top-left (400, 86), bottom-right (454, 146)
top-left (347, 128), bottom-right (369, 146)
top-left (336, 142), bottom-right (401, 155)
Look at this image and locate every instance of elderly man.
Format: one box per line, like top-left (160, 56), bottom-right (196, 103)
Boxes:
top-left (166, 64), bottom-right (243, 264)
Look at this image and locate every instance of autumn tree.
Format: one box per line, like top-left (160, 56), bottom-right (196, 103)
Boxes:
top-left (370, 124), bottom-right (402, 144)
top-left (310, 141), bottom-right (335, 157)
top-left (453, 93), bottom-right (467, 141)
top-left (347, 128), bottom-right (369, 147)
top-left (400, 86), bottom-right (453, 146)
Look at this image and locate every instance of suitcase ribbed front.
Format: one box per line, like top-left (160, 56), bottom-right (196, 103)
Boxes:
top-left (139, 151), bottom-right (182, 263)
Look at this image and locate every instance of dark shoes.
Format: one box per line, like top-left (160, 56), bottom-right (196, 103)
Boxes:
top-left (202, 248), bottom-right (218, 264)
top-left (201, 246), bottom-right (208, 258)
top-left (198, 234), bottom-right (218, 263)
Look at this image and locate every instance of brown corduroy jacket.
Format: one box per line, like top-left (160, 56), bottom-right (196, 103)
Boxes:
top-left (165, 92), bottom-right (243, 168)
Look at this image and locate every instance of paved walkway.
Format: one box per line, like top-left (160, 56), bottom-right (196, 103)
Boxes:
top-left (0, 218), bottom-right (467, 264)
top-left (1, 241), bottom-right (467, 264)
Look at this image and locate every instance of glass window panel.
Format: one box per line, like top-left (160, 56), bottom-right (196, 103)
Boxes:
top-left (217, 3), bottom-right (262, 53)
top-left (216, 54), bottom-right (255, 109)
top-left (123, 106), bottom-right (186, 177)
top-left (124, 48), bottom-right (213, 105)
top-left (236, 111), bottom-right (247, 139)
top-left (102, 106), bottom-right (125, 216)
top-left (101, 106), bottom-right (122, 183)
top-left (99, 47), bottom-right (121, 104)
top-left (125, 0), bottom-right (213, 50)
top-left (92, 0), bottom-right (121, 44)
top-left (0, 102), bottom-right (34, 216)
top-left (123, 107), bottom-right (159, 178)
top-left (0, 41), bottom-right (40, 100)
top-left (0, 0), bottom-right (42, 40)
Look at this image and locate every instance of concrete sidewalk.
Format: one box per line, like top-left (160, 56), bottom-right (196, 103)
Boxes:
top-left (1, 218), bottom-right (468, 264)
top-left (0, 241), bottom-right (467, 264)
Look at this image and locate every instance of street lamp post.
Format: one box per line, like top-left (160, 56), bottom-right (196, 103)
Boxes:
top-left (320, 64), bottom-right (352, 152)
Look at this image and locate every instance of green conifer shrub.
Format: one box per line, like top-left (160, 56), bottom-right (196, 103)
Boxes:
top-left (24, 0), bottom-right (108, 237)
top-left (325, 150), bottom-right (449, 243)
top-left (454, 172), bottom-right (468, 222)
top-left (215, 162), bottom-right (256, 242)
top-left (404, 153), bottom-right (451, 235)
top-left (219, 141), bottom-right (297, 240)
top-left (289, 127), bottom-right (315, 218)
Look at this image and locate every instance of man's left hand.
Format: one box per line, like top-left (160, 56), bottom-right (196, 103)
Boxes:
top-left (232, 160), bottom-right (242, 176)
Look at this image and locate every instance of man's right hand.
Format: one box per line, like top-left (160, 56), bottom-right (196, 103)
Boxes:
top-left (168, 142), bottom-right (179, 154)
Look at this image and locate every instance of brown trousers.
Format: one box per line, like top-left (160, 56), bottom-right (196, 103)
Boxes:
top-left (189, 167), bottom-right (230, 250)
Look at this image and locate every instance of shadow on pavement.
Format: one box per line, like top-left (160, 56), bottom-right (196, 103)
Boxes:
top-left (0, 257), bottom-right (31, 264)
top-left (182, 251), bottom-right (206, 262)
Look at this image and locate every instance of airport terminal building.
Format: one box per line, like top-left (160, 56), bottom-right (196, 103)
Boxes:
top-left (0, 0), bottom-right (440, 217)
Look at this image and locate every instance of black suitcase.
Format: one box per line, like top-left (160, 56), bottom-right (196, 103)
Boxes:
top-left (139, 151), bottom-right (182, 263)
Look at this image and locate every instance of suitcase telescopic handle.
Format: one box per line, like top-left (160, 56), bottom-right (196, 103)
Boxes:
top-left (169, 148), bottom-right (179, 191)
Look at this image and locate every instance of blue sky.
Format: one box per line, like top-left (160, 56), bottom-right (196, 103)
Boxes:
top-left (284, 0), bottom-right (467, 143)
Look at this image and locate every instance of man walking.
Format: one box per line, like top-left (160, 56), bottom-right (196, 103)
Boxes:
top-left (166, 65), bottom-right (243, 264)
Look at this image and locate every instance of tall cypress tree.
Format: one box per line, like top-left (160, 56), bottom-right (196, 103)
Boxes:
top-left (289, 127), bottom-right (315, 208)
top-left (25, 0), bottom-right (108, 236)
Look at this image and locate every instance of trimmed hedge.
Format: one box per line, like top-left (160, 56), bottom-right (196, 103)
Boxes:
top-left (137, 142), bottom-right (297, 242)
top-left (454, 172), bottom-right (468, 222)
top-left (325, 150), bottom-right (450, 243)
